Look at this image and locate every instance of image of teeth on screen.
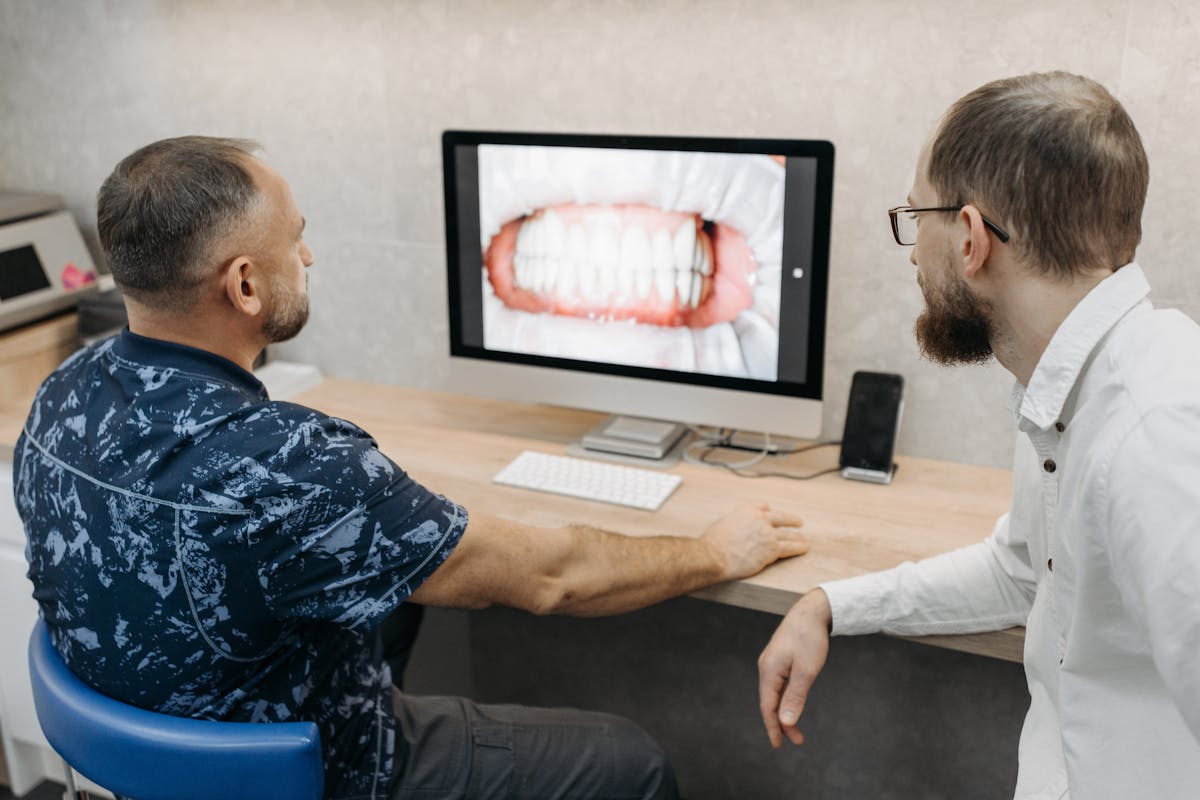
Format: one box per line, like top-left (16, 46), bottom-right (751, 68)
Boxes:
top-left (477, 145), bottom-right (783, 381)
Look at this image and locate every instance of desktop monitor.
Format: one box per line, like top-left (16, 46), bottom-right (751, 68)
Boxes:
top-left (442, 131), bottom-right (833, 441)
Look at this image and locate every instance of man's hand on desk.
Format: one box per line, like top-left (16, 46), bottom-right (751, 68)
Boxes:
top-left (757, 589), bottom-right (832, 748)
top-left (407, 503), bottom-right (807, 617)
top-left (701, 503), bottom-right (809, 581)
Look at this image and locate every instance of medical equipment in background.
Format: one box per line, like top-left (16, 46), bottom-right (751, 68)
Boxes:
top-left (0, 190), bottom-right (105, 335)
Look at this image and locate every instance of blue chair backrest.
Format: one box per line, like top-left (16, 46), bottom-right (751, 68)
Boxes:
top-left (27, 619), bottom-right (324, 800)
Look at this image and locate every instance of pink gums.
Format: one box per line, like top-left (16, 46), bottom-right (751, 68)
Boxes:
top-left (483, 203), bottom-right (755, 328)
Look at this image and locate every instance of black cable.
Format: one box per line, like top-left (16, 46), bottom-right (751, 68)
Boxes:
top-left (697, 446), bottom-right (842, 481)
top-left (696, 434), bottom-right (842, 457)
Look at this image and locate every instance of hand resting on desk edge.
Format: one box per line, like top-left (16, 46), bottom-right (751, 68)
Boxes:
top-left (409, 502), bottom-right (807, 616)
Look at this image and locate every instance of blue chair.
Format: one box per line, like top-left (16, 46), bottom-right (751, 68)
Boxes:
top-left (27, 619), bottom-right (324, 800)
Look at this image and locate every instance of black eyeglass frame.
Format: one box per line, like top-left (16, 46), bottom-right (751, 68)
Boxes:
top-left (888, 205), bottom-right (1011, 246)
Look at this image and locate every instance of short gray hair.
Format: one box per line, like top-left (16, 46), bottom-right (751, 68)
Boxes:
top-left (929, 72), bottom-right (1148, 278)
top-left (98, 136), bottom-right (262, 310)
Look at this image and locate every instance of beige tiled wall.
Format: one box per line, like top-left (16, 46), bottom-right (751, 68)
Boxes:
top-left (2, 0), bottom-right (1193, 468)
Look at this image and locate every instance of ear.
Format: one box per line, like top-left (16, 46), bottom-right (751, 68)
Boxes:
top-left (958, 204), bottom-right (992, 280)
top-left (222, 256), bottom-right (264, 318)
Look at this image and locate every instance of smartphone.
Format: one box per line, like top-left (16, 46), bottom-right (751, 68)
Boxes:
top-left (839, 371), bottom-right (904, 484)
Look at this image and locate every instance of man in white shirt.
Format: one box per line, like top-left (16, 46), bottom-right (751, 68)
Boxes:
top-left (758, 71), bottom-right (1200, 798)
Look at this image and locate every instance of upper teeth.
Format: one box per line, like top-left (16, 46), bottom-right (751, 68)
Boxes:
top-left (511, 208), bottom-right (710, 309)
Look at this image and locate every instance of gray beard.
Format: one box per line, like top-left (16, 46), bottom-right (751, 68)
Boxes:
top-left (263, 293), bottom-right (310, 343)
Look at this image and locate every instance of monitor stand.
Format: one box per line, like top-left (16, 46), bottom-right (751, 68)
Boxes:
top-left (565, 415), bottom-right (690, 469)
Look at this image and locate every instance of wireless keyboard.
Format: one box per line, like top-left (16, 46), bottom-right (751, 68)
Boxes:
top-left (493, 450), bottom-right (682, 511)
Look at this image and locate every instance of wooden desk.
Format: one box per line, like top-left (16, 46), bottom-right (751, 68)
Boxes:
top-left (294, 379), bottom-right (1024, 663)
top-left (0, 314), bottom-right (78, 459)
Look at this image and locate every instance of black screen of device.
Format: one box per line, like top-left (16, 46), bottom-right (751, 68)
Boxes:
top-left (0, 245), bottom-right (51, 301)
top-left (839, 372), bottom-right (903, 471)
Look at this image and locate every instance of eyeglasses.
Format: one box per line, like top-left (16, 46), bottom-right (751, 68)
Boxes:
top-left (888, 205), bottom-right (1011, 246)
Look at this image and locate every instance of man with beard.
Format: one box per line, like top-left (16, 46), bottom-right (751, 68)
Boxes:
top-left (758, 72), bottom-right (1200, 797)
top-left (14, 136), bottom-right (810, 800)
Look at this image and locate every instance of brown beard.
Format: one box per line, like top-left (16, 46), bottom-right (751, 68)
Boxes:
top-left (263, 275), bottom-right (310, 343)
top-left (914, 270), bottom-right (994, 366)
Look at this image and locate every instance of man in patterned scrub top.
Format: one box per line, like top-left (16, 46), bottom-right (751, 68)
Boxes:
top-left (14, 137), bottom-right (809, 800)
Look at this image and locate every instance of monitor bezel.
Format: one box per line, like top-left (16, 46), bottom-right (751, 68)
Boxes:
top-left (442, 130), bottom-right (834, 401)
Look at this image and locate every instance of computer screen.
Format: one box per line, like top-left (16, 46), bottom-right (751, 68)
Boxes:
top-left (443, 131), bottom-right (833, 438)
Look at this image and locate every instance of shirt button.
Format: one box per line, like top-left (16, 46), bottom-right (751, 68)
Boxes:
top-left (1043, 459), bottom-right (1057, 473)
top-left (1055, 421), bottom-right (1065, 433)
top-left (1047, 558), bottom-right (1053, 572)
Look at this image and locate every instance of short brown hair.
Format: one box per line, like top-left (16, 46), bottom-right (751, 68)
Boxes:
top-left (97, 136), bottom-right (261, 310)
top-left (928, 72), bottom-right (1148, 278)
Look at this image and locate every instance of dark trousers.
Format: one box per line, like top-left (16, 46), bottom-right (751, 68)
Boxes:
top-left (390, 692), bottom-right (678, 799)
top-left (382, 605), bottom-right (678, 799)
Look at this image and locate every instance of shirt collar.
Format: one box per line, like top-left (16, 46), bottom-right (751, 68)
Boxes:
top-left (1008, 262), bottom-right (1150, 430)
top-left (111, 328), bottom-right (268, 400)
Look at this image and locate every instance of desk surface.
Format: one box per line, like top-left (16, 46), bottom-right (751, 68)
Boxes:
top-left (295, 379), bottom-right (1024, 663)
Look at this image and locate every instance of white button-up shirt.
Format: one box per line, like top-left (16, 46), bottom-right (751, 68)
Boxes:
top-left (821, 263), bottom-right (1200, 799)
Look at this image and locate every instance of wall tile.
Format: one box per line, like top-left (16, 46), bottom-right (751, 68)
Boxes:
top-left (1120, 0), bottom-right (1200, 308)
top-left (270, 238), bottom-right (453, 390)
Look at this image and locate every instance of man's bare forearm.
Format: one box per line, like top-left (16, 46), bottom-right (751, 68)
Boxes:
top-left (540, 524), bottom-right (728, 616)
top-left (408, 506), bottom-right (805, 617)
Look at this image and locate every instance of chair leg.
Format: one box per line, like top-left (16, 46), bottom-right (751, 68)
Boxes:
top-left (60, 758), bottom-right (90, 799)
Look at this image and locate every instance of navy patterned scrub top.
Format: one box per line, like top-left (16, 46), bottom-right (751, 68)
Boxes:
top-left (13, 330), bottom-right (467, 800)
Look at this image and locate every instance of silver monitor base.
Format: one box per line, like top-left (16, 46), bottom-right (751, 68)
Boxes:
top-left (567, 415), bottom-right (690, 469)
